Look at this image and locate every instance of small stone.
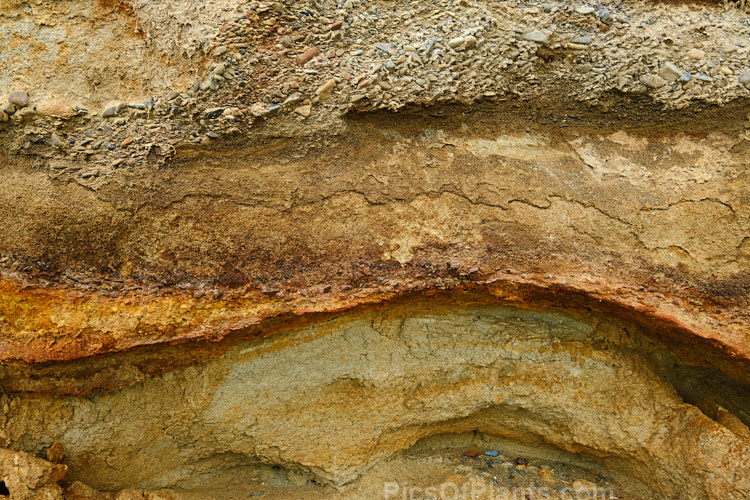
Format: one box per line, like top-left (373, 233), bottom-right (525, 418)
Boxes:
top-left (573, 479), bottom-right (598, 491)
top-left (280, 36), bottom-right (292, 47)
top-left (8, 91), bottom-right (29, 108)
top-left (16, 107), bottom-right (35, 120)
top-left (214, 45), bottom-right (228, 56)
top-left (329, 21), bottom-right (343, 30)
top-left (575, 5), bottom-right (595, 14)
top-left (687, 48), bottom-right (705, 59)
top-left (316, 78), bottom-right (336, 100)
top-left (204, 107), bottom-right (224, 119)
top-left (120, 137), bottom-right (133, 147)
top-left (463, 35), bottom-right (478, 49)
top-left (213, 62), bottom-right (226, 75)
top-left (640, 74), bottom-right (667, 88)
top-left (739, 70), bottom-right (750, 90)
top-left (523, 30), bottom-right (548, 43)
top-left (448, 37), bottom-right (466, 49)
top-left (515, 457), bottom-right (529, 466)
top-left (298, 46), bottom-right (320, 65)
top-left (375, 42), bottom-right (395, 55)
top-left (484, 450), bottom-right (500, 457)
top-left (37, 99), bottom-right (76, 119)
top-left (102, 106), bottom-right (118, 118)
top-left (660, 62), bottom-right (683, 82)
top-left (694, 73), bottom-right (713, 82)
top-left (464, 450), bottom-right (479, 457)
top-left (2, 103), bottom-right (16, 115)
top-left (540, 468), bottom-right (553, 482)
top-left (571, 35), bottom-right (592, 45)
top-left (679, 71), bottom-right (691, 83)
top-left (596, 8), bottom-right (611, 24)
top-left (294, 104), bottom-right (311, 117)
top-left (250, 102), bottom-right (267, 117)
top-left (351, 49), bottom-right (363, 56)
top-left (0, 111), bottom-right (7, 122)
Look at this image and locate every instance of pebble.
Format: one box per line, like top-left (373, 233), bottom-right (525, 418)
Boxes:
top-left (204, 107), bottom-right (224, 119)
top-left (694, 73), bottom-right (713, 82)
top-left (448, 37), bottom-right (466, 49)
top-left (329, 21), bottom-right (344, 31)
top-left (351, 49), bottom-right (363, 56)
top-left (37, 99), bottom-right (76, 119)
top-left (375, 43), bottom-right (396, 55)
top-left (595, 8), bottom-right (611, 23)
top-left (214, 45), bottom-right (228, 56)
top-left (484, 450), bottom-right (500, 457)
top-left (571, 35), bottom-right (592, 45)
top-left (298, 46), bottom-right (320, 65)
top-left (660, 62), bottom-right (683, 82)
top-left (573, 479), bottom-right (598, 491)
top-left (120, 137), bottom-right (133, 147)
top-left (640, 74), bottom-right (667, 88)
top-left (316, 78), bottom-right (336, 100)
top-left (0, 111), bottom-right (7, 122)
top-left (575, 6), bottom-right (595, 14)
top-left (687, 48), bottom-right (705, 59)
top-left (679, 71), bottom-right (691, 83)
top-left (102, 106), bottom-right (118, 118)
top-left (515, 457), bottom-right (529, 466)
top-left (739, 70), bottom-right (750, 90)
top-left (2, 103), bottom-right (16, 115)
top-left (523, 30), bottom-right (548, 43)
top-left (8, 91), bottom-right (29, 108)
top-left (293, 104), bottom-right (312, 117)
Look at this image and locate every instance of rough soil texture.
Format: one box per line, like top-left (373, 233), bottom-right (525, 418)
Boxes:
top-left (1, 0), bottom-right (750, 498)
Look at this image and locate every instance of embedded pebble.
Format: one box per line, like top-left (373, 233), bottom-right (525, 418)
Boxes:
top-left (375, 43), bottom-right (395, 55)
top-left (660, 62), bottom-right (683, 82)
top-left (102, 106), bottom-right (118, 118)
top-left (575, 6), bottom-right (595, 14)
top-left (316, 79), bottom-right (336, 100)
top-left (484, 450), bottom-right (500, 457)
top-left (523, 30), bottom-right (548, 43)
top-left (739, 70), bottom-right (750, 90)
top-left (298, 47), bottom-right (320, 65)
top-left (294, 105), bottom-right (312, 117)
top-left (8, 91), bottom-right (29, 108)
top-left (571, 35), bottom-right (592, 45)
top-left (687, 48), bottom-right (705, 59)
top-left (640, 74), bottom-right (667, 88)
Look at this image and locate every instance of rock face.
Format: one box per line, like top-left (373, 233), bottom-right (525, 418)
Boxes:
top-left (0, 0), bottom-right (749, 498)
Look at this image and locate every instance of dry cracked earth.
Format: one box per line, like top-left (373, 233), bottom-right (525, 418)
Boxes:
top-left (1, 0), bottom-right (750, 499)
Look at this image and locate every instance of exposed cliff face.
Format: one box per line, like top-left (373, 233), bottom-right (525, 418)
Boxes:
top-left (1, 0), bottom-right (749, 498)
